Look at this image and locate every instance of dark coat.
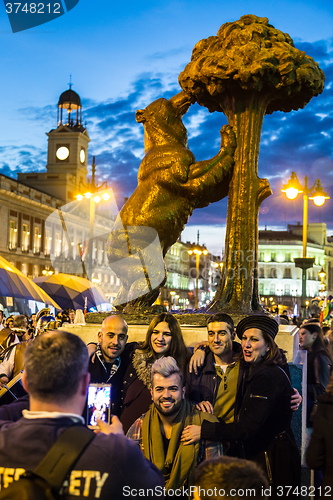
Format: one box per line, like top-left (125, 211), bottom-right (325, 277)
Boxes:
top-left (306, 392), bottom-right (333, 490)
top-left (306, 348), bottom-right (332, 427)
top-left (201, 360), bottom-right (300, 491)
top-left (88, 342), bottom-right (137, 416)
top-left (120, 350), bottom-right (153, 433)
top-left (0, 416), bottom-right (164, 499)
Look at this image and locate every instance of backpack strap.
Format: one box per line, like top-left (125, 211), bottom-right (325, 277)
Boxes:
top-left (33, 425), bottom-right (95, 490)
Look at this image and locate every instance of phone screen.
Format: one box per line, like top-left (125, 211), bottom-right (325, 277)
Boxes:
top-left (86, 383), bottom-right (111, 428)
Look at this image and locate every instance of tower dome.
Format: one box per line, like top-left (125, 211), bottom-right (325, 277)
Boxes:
top-left (57, 86), bottom-right (82, 127)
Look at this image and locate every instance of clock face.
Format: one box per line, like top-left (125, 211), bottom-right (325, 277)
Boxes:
top-left (56, 146), bottom-right (69, 160)
top-left (80, 149), bottom-right (85, 163)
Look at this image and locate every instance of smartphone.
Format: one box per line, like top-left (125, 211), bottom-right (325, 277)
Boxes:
top-left (86, 383), bottom-right (111, 429)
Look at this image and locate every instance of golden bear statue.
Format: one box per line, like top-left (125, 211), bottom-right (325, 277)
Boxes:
top-left (107, 91), bottom-right (235, 311)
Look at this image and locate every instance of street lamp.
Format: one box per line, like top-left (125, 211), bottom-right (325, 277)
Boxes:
top-left (169, 291), bottom-right (175, 309)
top-left (318, 267), bottom-right (326, 297)
top-left (76, 157), bottom-right (111, 279)
top-left (188, 246), bottom-right (208, 309)
top-left (282, 172), bottom-right (330, 319)
top-left (42, 268), bottom-right (54, 276)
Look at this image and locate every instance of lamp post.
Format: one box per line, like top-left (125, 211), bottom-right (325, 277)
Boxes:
top-left (76, 157), bottom-right (110, 279)
top-left (318, 267), bottom-right (327, 297)
top-left (188, 246), bottom-right (208, 309)
top-left (282, 172), bottom-right (330, 320)
top-left (169, 291), bottom-right (175, 310)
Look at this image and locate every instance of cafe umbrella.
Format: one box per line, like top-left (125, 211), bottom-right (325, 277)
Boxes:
top-left (0, 256), bottom-right (61, 309)
top-left (33, 273), bottom-right (108, 311)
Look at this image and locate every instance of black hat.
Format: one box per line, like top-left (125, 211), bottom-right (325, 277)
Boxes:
top-left (236, 315), bottom-right (279, 340)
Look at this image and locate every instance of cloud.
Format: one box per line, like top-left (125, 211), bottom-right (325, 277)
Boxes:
top-left (0, 144), bottom-right (46, 176)
top-left (294, 39), bottom-right (332, 63)
top-left (145, 46), bottom-right (190, 61)
top-left (1, 39), bottom-right (332, 240)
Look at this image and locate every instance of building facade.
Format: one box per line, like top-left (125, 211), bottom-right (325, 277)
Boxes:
top-left (258, 223), bottom-right (333, 313)
top-left (0, 88), bottom-right (120, 309)
top-left (160, 239), bottom-right (222, 310)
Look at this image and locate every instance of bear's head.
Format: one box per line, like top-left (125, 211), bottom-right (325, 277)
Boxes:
top-left (136, 91), bottom-right (192, 152)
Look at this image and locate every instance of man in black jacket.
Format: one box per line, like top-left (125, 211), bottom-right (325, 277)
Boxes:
top-left (0, 330), bottom-right (164, 498)
top-left (88, 315), bottom-right (136, 416)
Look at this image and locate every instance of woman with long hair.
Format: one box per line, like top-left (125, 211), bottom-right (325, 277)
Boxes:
top-left (120, 312), bottom-right (191, 433)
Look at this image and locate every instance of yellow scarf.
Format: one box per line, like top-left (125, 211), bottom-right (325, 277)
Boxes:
top-left (142, 399), bottom-right (218, 492)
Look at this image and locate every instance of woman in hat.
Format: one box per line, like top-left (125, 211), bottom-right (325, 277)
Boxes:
top-left (182, 314), bottom-right (301, 496)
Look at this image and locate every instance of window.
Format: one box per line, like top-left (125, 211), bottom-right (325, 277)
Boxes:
top-left (259, 252), bottom-right (265, 262)
top-left (259, 283), bottom-right (264, 294)
top-left (259, 268), bottom-right (265, 278)
top-left (21, 263), bottom-right (28, 276)
top-left (34, 226), bottom-right (41, 253)
top-left (269, 283), bottom-right (276, 295)
top-left (9, 220), bottom-right (18, 250)
top-left (269, 268), bottom-right (277, 278)
top-left (22, 223), bottom-right (30, 252)
top-left (93, 242), bottom-right (97, 263)
top-left (45, 229), bottom-right (51, 256)
top-left (33, 265), bottom-right (39, 278)
top-left (55, 231), bottom-right (61, 257)
top-left (98, 243), bottom-right (103, 265)
top-left (271, 252), bottom-right (276, 262)
top-left (284, 284), bottom-right (291, 295)
top-left (285, 252), bottom-right (292, 262)
top-left (284, 268), bottom-right (292, 279)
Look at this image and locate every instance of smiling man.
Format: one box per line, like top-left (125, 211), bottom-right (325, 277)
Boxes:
top-left (89, 315), bottom-right (135, 416)
top-left (186, 313), bottom-right (240, 424)
top-left (127, 357), bottom-right (222, 495)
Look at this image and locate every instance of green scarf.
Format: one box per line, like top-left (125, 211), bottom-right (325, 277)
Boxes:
top-left (142, 399), bottom-right (218, 492)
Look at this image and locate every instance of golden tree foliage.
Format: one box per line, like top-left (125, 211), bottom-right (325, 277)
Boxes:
top-left (179, 15), bottom-right (325, 114)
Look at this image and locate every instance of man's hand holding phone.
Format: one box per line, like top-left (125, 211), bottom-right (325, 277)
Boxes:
top-left (95, 416), bottom-right (124, 435)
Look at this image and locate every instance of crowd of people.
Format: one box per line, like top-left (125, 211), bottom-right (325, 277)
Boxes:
top-left (0, 308), bottom-right (331, 499)
top-left (0, 306), bottom-right (83, 389)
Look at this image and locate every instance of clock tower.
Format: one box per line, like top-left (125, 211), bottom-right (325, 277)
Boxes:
top-left (18, 86), bottom-right (90, 203)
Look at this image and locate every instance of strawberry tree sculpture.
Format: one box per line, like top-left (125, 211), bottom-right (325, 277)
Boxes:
top-left (179, 14), bottom-right (325, 313)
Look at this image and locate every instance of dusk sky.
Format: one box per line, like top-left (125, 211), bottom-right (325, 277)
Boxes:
top-left (0, 0), bottom-right (332, 256)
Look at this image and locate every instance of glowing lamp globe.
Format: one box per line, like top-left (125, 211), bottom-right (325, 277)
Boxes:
top-left (312, 196), bottom-right (325, 207)
top-left (285, 187), bottom-right (299, 200)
